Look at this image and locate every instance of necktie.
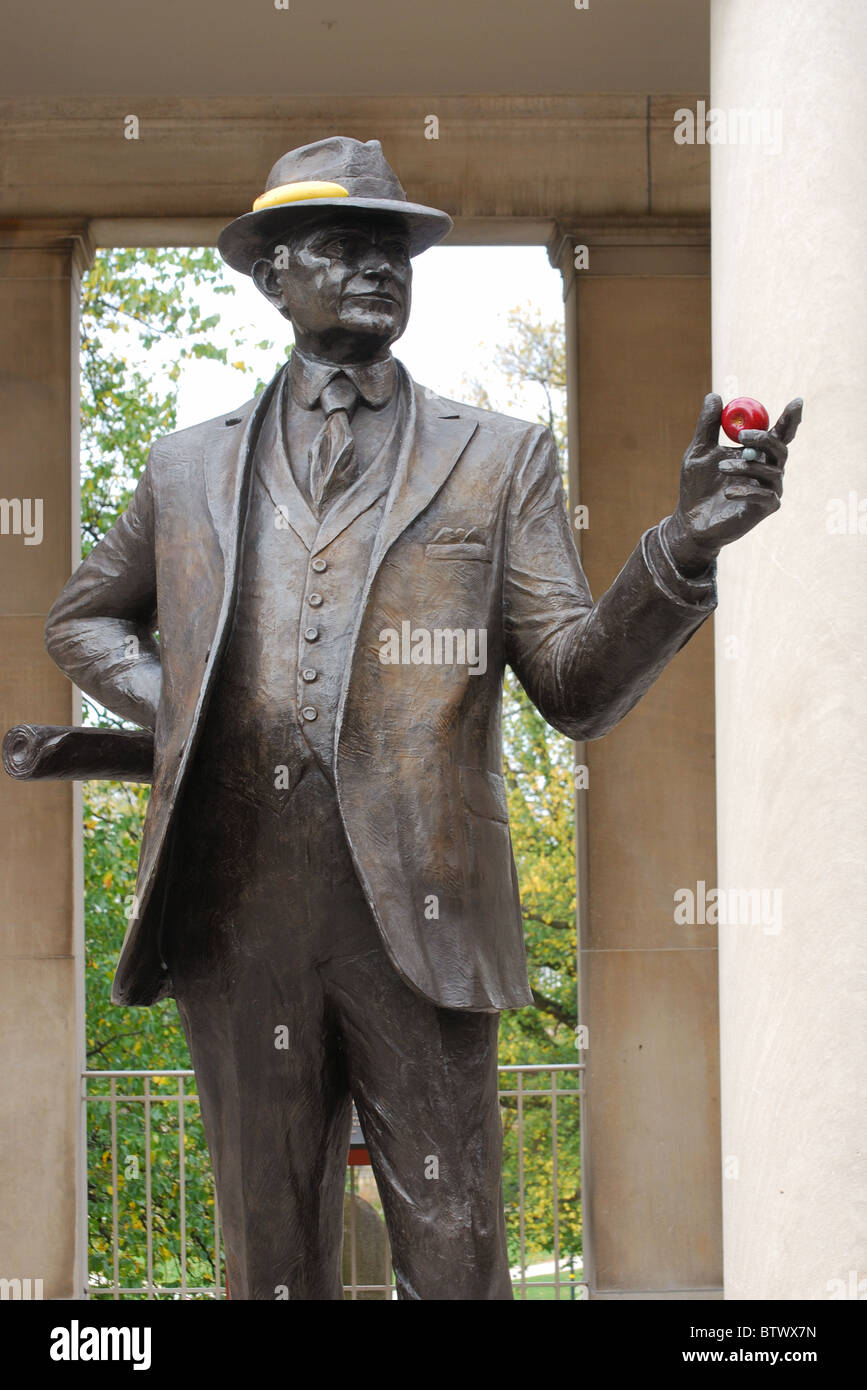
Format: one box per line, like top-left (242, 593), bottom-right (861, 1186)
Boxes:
top-left (308, 374), bottom-right (359, 514)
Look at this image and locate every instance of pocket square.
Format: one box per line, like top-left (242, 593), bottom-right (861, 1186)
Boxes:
top-left (430, 526), bottom-right (488, 545)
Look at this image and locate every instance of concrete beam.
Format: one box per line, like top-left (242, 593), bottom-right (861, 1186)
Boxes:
top-left (0, 94), bottom-right (710, 225)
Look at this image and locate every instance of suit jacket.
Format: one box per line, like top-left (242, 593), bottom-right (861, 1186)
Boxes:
top-left (44, 361), bottom-right (717, 1011)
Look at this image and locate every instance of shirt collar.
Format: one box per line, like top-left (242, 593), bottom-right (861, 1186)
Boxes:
top-left (288, 347), bottom-right (397, 411)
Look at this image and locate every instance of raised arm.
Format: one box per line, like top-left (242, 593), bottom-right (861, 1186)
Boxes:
top-left (504, 393), bottom-right (801, 741)
top-left (503, 424), bottom-right (717, 740)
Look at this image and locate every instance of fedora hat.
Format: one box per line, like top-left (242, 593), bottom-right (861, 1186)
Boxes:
top-left (218, 136), bottom-right (453, 274)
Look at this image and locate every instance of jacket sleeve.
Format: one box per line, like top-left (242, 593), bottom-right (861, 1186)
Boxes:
top-left (44, 456), bottom-right (162, 731)
top-left (503, 425), bottom-right (716, 740)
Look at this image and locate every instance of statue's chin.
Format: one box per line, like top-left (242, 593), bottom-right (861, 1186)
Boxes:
top-left (340, 309), bottom-right (400, 338)
top-left (302, 308), bottom-right (406, 360)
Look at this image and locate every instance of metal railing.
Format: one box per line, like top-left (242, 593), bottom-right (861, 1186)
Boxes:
top-left (82, 1063), bottom-right (584, 1300)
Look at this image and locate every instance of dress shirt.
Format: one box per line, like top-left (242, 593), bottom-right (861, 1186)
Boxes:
top-left (284, 348), bottom-right (399, 503)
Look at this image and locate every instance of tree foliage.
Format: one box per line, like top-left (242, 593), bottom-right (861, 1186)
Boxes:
top-left (81, 247), bottom-right (264, 1293)
top-left (464, 303), bottom-right (568, 465)
top-left (474, 306), bottom-right (580, 1263)
top-left (80, 248), bottom-right (273, 554)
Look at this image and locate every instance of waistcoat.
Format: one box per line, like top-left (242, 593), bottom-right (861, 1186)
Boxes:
top-left (194, 363), bottom-right (404, 812)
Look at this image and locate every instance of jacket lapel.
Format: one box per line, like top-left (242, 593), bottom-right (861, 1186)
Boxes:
top-left (253, 366), bottom-right (320, 552)
top-left (371, 368), bottom-right (477, 571)
top-left (203, 365), bottom-right (285, 584)
top-left (171, 364), bottom-right (283, 791)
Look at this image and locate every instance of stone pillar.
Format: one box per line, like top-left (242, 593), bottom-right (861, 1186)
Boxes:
top-left (0, 222), bottom-right (91, 1298)
top-left (553, 223), bottom-right (723, 1298)
top-left (711, 1), bottom-right (867, 1300)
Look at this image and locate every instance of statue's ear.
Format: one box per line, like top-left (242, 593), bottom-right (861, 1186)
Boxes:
top-left (251, 257), bottom-right (285, 313)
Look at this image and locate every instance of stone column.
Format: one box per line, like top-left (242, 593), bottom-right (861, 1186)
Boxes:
top-left (552, 223), bottom-right (723, 1298)
top-left (711, 1), bottom-right (867, 1300)
top-left (0, 222), bottom-right (91, 1299)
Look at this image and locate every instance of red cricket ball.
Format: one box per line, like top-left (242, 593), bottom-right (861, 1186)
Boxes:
top-left (721, 396), bottom-right (769, 442)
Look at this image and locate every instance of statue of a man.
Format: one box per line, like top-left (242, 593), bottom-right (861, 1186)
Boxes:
top-left (44, 137), bottom-right (801, 1299)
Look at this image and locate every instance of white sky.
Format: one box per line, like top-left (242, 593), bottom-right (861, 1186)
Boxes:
top-left (174, 245), bottom-right (565, 430)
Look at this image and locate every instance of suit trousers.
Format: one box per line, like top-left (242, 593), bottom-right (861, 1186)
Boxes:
top-left (164, 756), bottom-right (513, 1300)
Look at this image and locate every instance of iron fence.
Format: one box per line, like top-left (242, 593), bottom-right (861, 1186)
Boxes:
top-left (82, 1063), bottom-right (584, 1300)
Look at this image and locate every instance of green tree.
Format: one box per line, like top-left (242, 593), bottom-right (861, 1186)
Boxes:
top-left (469, 306), bottom-right (581, 1267)
top-left (463, 302), bottom-right (567, 464)
top-left (81, 247), bottom-right (278, 1065)
top-left (80, 248), bottom-right (274, 555)
top-left (81, 248), bottom-right (283, 1295)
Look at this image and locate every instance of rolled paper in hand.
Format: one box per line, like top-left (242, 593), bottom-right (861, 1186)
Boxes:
top-left (2, 725), bottom-right (154, 783)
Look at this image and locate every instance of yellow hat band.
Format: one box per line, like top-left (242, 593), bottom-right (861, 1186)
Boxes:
top-left (252, 181), bottom-right (350, 213)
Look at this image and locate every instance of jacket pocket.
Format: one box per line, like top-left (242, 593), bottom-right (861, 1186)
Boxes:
top-left (425, 541), bottom-right (491, 562)
top-left (458, 765), bottom-right (510, 824)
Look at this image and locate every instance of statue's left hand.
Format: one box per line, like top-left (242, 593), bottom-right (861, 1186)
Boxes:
top-left (663, 393), bottom-right (803, 573)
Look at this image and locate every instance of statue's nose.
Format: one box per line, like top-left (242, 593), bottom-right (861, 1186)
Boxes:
top-left (361, 254), bottom-right (394, 278)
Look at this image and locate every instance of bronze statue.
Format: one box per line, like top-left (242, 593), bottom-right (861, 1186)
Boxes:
top-left (8, 137), bottom-right (802, 1299)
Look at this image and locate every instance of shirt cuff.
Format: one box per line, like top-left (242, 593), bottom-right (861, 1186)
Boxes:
top-left (641, 522), bottom-right (718, 613)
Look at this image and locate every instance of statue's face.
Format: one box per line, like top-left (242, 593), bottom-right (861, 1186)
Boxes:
top-left (253, 211), bottom-right (412, 360)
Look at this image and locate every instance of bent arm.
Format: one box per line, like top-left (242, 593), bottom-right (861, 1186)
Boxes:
top-left (504, 427), bottom-right (716, 740)
top-left (44, 461), bottom-right (162, 730)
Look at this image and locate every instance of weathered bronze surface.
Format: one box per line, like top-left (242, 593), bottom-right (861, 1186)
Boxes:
top-left (15, 137), bottom-right (802, 1298)
top-left (2, 724), bottom-right (153, 782)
